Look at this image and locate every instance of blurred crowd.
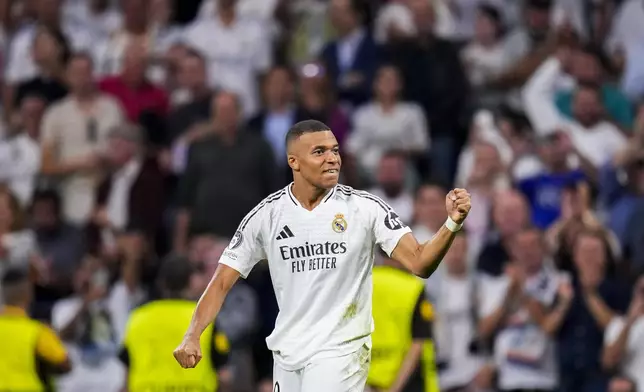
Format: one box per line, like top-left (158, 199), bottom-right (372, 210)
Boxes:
top-left (0, 0), bottom-right (644, 391)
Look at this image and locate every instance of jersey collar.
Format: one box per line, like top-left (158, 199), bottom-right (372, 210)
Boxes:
top-left (287, 183), bottom-right (337, 207)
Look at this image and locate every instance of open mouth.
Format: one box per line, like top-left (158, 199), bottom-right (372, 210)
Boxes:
top-left (323, 169), bottom-right (339, 174)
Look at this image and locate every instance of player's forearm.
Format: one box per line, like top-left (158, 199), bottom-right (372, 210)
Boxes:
top-left (185, 266), bottom-right (237, 339)
top-left (416, 225), bottom-right (457, 278)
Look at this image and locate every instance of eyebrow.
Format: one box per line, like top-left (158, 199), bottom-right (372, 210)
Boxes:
top-left (311, 144), bottom-right (339, 151)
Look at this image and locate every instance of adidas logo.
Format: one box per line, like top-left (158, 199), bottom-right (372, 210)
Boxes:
top-left (276, 225), bottom-right (295, 240)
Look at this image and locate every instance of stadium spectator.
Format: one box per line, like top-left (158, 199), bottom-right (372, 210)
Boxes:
top-left (98, 42), bottom-right (169, 125)
top-left (93, 0), bottom-right (151, 77)
top-left (30, 189), bottom-right (86, 318)
top-left (40, 53), bottom-right (125, 225)
top-left (411, 183), bottom-right (448, 244)
top-left (461, 4), bottom-right (511, 109)
top-left (51, 255), bottom-right (131, 392)
top-left (3, 0), bottom-right (91, 112)
top-left (519, 132), bottom-right (587, 229)
top-left (478, 228), bottom-right (560, 392)
top-left (296, 62), bottom-right (351, 149)
top-left (174, 91), bottom-right (279, 251)
top-left (0, 95), bottom-right (44, 206)
top-left (369, 152), bottom-right (415, 224)
top-left (321, 0), bottom-right (379, 110)
top-left (182, 0), bottom-right (272, 118)
top-left (248, 66), bottom-right (306, 187)
top-left (522, 50), bottom-right (627, 169)
top-left (556, 230), bottom-right (630, 392)
top-left (429, 232), bottom-right (486, 391)
top-left (0, 187), bottom-right (41, 303)
top-left (386, 0), bottom-right (469, 184)
top-left (477, 190), bottom-right (531, 276)
top-left (89, 123), bottom-right (165, 255)
top-left (346, 64), bottom-right (429, 181)
top-left (14, 26), bottom-right (70, 109)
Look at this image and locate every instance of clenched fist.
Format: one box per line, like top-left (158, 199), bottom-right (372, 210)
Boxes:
top-left (445, 188), bottom-right (471, 224)
top-left (173, 337), bottom-right (202, 368)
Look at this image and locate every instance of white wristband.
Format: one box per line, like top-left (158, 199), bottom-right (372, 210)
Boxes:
top-left (445, 217), bottom-right (463, 233)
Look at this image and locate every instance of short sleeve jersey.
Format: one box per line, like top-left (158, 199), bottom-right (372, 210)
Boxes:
top-left (219, 184), bottom-right (412, 370)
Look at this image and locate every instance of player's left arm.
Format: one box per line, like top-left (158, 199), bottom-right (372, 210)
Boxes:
top-left (389, 189), bottom-right (471, 278)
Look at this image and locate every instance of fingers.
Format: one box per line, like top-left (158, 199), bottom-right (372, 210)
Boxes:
top-left (174, 349), bottom-right (202, 368)
top-left (447, 190), bottom-right (456, 201)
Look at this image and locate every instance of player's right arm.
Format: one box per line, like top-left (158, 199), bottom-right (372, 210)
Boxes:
top-left (174, 204), bottom-right (268, 368)
top-left (390, 189), bottom-right (471, 278)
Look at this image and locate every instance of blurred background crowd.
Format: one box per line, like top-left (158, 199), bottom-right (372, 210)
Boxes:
top-left (0, 0), bottom-right (644, 391)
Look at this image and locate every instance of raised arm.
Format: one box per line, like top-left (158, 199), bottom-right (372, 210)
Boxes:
top-left (390, 189), bottom-right (471, 278)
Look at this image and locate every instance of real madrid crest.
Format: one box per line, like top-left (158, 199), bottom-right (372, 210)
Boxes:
top-left (332, 213), bottom-right (347, 233)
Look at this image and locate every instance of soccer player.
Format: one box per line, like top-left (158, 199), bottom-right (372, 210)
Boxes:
top-left (174, 120), bottom-right (471, 392)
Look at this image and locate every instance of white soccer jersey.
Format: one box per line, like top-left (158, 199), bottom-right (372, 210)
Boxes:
top-left (219, 183), bottom-right (412, 370)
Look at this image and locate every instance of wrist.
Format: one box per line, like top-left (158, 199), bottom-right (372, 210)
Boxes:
top-left (445, 217), bottom-right (463, 232)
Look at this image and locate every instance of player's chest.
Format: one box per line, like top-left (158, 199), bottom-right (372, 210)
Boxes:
top-left (266, 206), bottom-right (370, 270)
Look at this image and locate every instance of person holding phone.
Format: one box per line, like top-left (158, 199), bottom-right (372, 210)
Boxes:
top-left (50, 256), bottom-right (132, 392)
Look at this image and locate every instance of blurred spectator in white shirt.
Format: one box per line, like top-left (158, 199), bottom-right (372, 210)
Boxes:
top-left (182, 0), bottom-right (272, 119)
top-left (0, 95), bottom-right (45, 206)
top-left (4, 0), bottom-right (91, 116)
top-left (478, 228), bottom-right (560, 392)
top-left (5, 0), bottom-right (91, 83)
top-left (461, 4), bottom-right (511, 109)
top-left (94, 0), bottom-right (178, 84)
top-left (347, 65), bottom-right (428, 180)
top-left (368, 152), bottom-right (415, 225)
top-left (62, 0), bottom-right (122, 44)
top-left (40, 53), bottom-right (125, 225)
top-left (522, 52), bottom-right (627, 169)
top-left (51, 256), bottom-right (136, 392)
top-left (430, 233), bottom-right (485, 391)
top-left (373, 0), bottom-right (416, 44)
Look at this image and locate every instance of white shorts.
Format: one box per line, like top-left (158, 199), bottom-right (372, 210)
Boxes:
top-left (272, 344), bottom-right (371, 392)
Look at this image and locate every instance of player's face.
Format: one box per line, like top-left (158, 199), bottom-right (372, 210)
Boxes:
top-left (289, 131), bottom-right (341, 189)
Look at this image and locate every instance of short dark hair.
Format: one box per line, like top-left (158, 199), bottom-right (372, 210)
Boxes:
top-left (285, 120), bottom-right (331, 146)
top-left (1, 268), bottom-right (30, 305)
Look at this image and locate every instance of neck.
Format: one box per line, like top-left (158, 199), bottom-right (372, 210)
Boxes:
top-left (218, 8), bottom-right (235, 26)
top-left (122, 75), bottom-right (144, 89)
top-left (126, 22), bottom-right (147, 35)
top-left (379, 98), bottom-right (396, 112)
top-left (291, 180), bottom-right (330, 210)
top-left (477, 37), bottom-right (497, 48)
top-left (74, 88), bottom-right (96, 101)
top-left (339, 26), bottom-right (359, 39)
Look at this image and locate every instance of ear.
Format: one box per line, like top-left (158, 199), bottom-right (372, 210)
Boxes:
top-left (288, 155), bottom-right (299, 171)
